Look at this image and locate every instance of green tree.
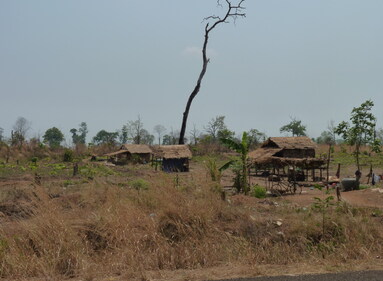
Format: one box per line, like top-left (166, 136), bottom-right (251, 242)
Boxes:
top-left (376, 128), bottom-right (383, 143)
top-left (247, 128), bottom-right (267, 149)
top-left (335, 100), bottom-right (380, 172)
top-left (162, 128), bottom-right (180, 145)
top-left (0, 127), bottom-right (3, 142)
top-left (43, 127), bottom-right (64, 148)
top-left (316, 131), bottom-right (334, 145)
top-left (280, 118), bottom-right (307, 137)
top-left (139, 129), bottom-right (155, 145)
top-left (92, 130), bottom-right (118, 145)
top-left (78, 122), bottom-right (88, 144)
top-left (220, 132), bottom-right (250, 195)
top-left (316, 120), bottom-right (337, 145)
top-left (119, 125), bottom-right (129, 144)
top-left (205, 116), bottom-right (235, 142)
top-left (70, 128), bottom-right (79, 145)
top-left (70, 122), bottom-right (88, 145)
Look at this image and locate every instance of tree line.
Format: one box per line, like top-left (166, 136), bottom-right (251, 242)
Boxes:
top-left (0, 100), bottom-right (381, 154)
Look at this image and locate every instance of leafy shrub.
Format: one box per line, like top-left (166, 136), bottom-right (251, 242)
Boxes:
top-left (63, 150), bottom-right (74, 162)
top-left (205, 158), bottom-right (221, 182)
top-left (129, 178), bottom-right (149, 192)
top-left (251, 184), bottom-right (266, 198)
top-left (30, 157), bottom-right (38, 164)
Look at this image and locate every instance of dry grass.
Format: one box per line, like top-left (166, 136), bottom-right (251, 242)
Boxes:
top-left (0, 164), bottom-right (382, 280)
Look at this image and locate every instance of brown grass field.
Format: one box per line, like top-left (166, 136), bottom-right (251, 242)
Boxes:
top-left (0, 144), bottom-right (382, 280)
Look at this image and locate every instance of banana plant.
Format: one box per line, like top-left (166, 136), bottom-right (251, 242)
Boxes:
top-left (219, 132), bottom-right (250, 194)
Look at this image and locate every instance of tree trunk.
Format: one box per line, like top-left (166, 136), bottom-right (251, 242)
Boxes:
top-left (178, 1), bottom-right (245, 144)
top-left (179, 33), bottom-right (209, 144)
top-left (356, 144), bottom-right (360, 171)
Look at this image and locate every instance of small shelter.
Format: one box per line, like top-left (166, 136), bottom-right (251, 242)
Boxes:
top-left (249, 137), bottom-right (325, 184)
top-left (105, 144), bottom-right (153, 164)
top-left (154, 145), bottom-right (192, 172)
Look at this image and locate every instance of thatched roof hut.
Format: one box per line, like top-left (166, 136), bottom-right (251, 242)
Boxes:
top-left (119, 144), bottom-right (153, 154)
top-left (153, 145), bottom-right (192, 172)
top-left (261, 137), bottom-right (317, 150)
top-left (249, 137), bottom-right (324, 168)
top-left (154, 145), bottom-right (192, 159)
top-left (105, 144), bottom-right (153, 164)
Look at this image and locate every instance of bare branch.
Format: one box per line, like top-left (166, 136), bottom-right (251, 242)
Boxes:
top-left (178, 1), bottom-right (246, 144)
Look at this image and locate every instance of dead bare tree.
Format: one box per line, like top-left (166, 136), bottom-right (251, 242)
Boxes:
top-left (178, 0), bottom-right (246, 144)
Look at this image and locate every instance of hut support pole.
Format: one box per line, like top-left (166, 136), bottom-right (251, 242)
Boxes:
top-left (367, 164), bottom-right (373, 184)
top-left (312, 169), bottom-right (315, 182)
top-left (326, 144), bottom-right (332, 191)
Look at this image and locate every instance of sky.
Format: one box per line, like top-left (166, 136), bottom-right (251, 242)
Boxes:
top-left (1, 0), bottom-right (383, 143)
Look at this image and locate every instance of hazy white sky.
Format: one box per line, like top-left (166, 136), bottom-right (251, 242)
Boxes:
top-left (1, 0), bottom-right (382, 142)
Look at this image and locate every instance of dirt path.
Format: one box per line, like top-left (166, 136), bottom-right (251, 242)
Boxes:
top-left (275, 185), bottom-right (383, 208)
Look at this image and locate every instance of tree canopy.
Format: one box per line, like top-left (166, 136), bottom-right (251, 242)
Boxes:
top-left (92, 130), bottom-right (118, 145)
top-left (280, 118), bottom-right (306, 137)
top-left (335, 99), bottom-right (380, 170)
top-left (71, 122), bottom-right (88, 145)
top-left (43, 127), bottom-right (64, 148)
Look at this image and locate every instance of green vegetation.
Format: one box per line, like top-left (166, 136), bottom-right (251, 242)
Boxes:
top-left (251, 184), bottom-right (267, 198)
top-left (220, 132), bottom-right (250, 194)
top-left (129, 178), bottom-right (149, 193)
top-left (62, 149), bottom-right (74, 162)
top-left (280, 117), bottom-right (307, 137)
top-left (335, 100), bottom-right (380, 171)
top-left (92, 130), bottom-right (118, 145)
top-left (43, 127), bottom-right (64, 148)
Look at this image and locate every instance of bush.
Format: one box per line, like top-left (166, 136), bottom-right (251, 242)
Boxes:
top-left (63, 150), bottom-right (74, 162)
top-left (30, 157), bottom-right (38, 164)
top-left (129, 178), bottom-right (149, 192)
top-left (251, 184), bottom-right (267, 198)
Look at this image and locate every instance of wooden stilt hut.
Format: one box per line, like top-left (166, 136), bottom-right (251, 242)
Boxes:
top-left (248, 137), bottom-right (326, 193)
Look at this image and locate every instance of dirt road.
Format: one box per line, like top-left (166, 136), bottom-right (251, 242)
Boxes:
top-left (215, 270), bottom-right (383, 281)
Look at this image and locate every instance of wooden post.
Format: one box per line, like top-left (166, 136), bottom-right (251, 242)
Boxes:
top-left (367, 164), bottom-right (373, 184)
top-left (73, 163), bottom-right (78, 176)
top-left (336, 163), bottom-right (340, 179)
top-left (336, 184), bottom-right (341, 201)
top-left (326, 144), bottom-right (331, 191)
top-left (34, 173), bottom-right (41, 185)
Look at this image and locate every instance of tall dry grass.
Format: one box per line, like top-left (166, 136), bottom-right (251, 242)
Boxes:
top-left (0, 170), bottom-right (382, 280)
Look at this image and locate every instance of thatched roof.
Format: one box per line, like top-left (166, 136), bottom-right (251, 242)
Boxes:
top-left (262, 137), bottom-right (316, 150)
top-left (248, 137), bottom-right (324, 168)
top-left (253, 155), bottom-right (325, 168)
top-left (248, 147), bottom-right (282, 163)
top-left (119, 144), bottom-right (153, 154)
top-left (154, 145), bottom-right (192, 159)
top-left (105, 144), bottom-right (153, 157)
top-left (105, 150), bottom-right (129, 157)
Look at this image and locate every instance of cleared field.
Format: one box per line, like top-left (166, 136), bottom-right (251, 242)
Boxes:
top-left (0, 147), bottom-right (382, 280)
